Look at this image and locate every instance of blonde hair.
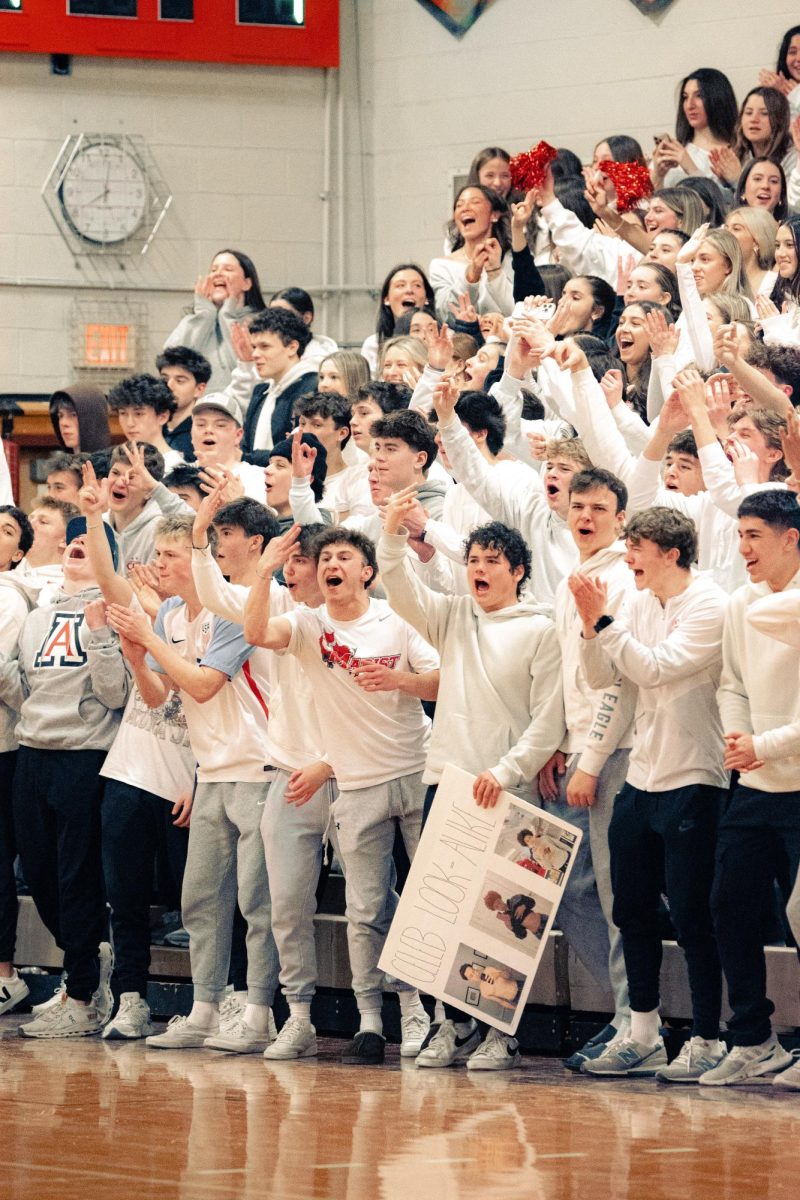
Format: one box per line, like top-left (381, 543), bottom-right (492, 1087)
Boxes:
top-left (545, 436), bottom-right (591, 469)
top-left (726, 206), bottom-right (778, 270)
top-left (319, 350), bottom-right (371, 398)
top-left (378, 336), bottom-right (429, 377)
top-left (698, 228), bottom-right (753, 299)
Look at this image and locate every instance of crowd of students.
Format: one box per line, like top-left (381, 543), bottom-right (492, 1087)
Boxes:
top-left (2, 24), bottom-right (800, 1094)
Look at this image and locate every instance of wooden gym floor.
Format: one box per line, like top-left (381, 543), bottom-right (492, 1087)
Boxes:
top-left (0, 1015), bottom-right (797, 1200)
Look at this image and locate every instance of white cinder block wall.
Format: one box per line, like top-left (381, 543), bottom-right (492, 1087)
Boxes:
top-left (1, 0), bottom-right (799, 391)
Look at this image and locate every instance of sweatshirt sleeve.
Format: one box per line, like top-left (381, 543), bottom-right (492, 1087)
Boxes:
top-left (439, 414), bottom-right (544, 532)
top-left (423, 516), bottom-right (469, 565)
top-left (538, 199), bottom-right (636, 285)
top-left (611, 403), bottom-right (651, 455)
top-left (409, 364), bottom-right (443, 414)
top-left (490, 370), bottom-right (542, 468)
top-left (578, 673), bottom-right (637, 777)
top-left (289, 474), bottom-right (327, 525)
top-left (676, 263), bottom-right (715, 372)
top-left (377, 530), bottom-right (452, 649)
top-left (717, 601), bottom-right (754, 735)
top-left (490, 622), bottom-right (565, 788)
top-left (0, 650), bottom-right (25, 710)
top-left (151, 481), bottom-right (195, 517)
top-left (192, 545), bottom-right (247, 623)
top-left (753, 719), bottom-right (800, 763)
top-left (223, 360), bottom-right (260, 420)
top-left (746, 591), bottom-right (800, 648)
top-left (697, 441), bottom-right (751, 519)
top-left (164, 296), bottom-right (218, 351)
top-left (86, 626), bottom-right (130, 711)
top-left (570, 367), bottom-right (636, 483)
top-left (594, 592), bottom-right (725, 689)
top-left (536, 358), bottom-right (578, 427)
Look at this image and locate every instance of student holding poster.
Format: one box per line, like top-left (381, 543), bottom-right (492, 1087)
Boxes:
top-left (378, 490), bottom-right (564, 1071)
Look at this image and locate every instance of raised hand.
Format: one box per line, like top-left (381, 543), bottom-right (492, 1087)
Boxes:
top-left (291, 425), bottom-right (318, 479)
top-left (255, 523), bottom-right (301, 579)
top-left (193, 475), bottom-right (229, 543)
top-left (382, 483), bottom-right (420, 537)
top-left (122, 440), bottom-right (158, 495)
top-left (428, 320), bottom-right (455, 370)
top-left (727, 436), bottom-right (761, 486)
top-left (709, 146), bottom-right (742, 185)
top-left (128, 562), bottom-right (167, 621)
top-left (79, 460), bottom-right (109, 516)
top-left (510, 188), bottom-right (536, 234)
top-left (194, 273), bottom-right (215, 302)
top-left (645, 308), bottom-right (679, 357)
top-left (599, 368), bottom-right (625, 409)
top-left (616, 253), bottom-right (637, 297)
top-left (755, 293), bottom-right (781, 322)
top-left (431, 376), bottom-right (459, 425)
top-left (448, 292), bottom-right (478, 326)
top-left (197, 465), bottom-right (244, 501)
top-left (230, 320), bottom-right (254, 363)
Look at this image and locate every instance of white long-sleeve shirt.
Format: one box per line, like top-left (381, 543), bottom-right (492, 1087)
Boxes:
top-left (718, 568), bottom-right (800, 793)
top-left (553, 542), bottom-right (636, 775)
top-left (428, 256), bottom-right (515, 324)
top-left (538, 198), bottom-right (641, 286)
top-left (438, 410), bottom-right (578, 611)
top-left (580, 572), bottom-right (729, 792)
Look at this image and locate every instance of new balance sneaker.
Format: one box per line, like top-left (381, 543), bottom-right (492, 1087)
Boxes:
top-left (341, 1031), bottom-right (385, 1065)
top-left (102, 992), bottom-right (154, 1040)
top-left (773, 1051), bottom-right (800, 1091)
top-left (94, 942), bottom-right (115, 1027)
top-left (655, 1036), bottom-right (726, 1083)
top-left (20, 995), bottom-right (101, 1039)
top-left (415, 1020), bottom-right (482, 1068)
top-left (0, 970), bottom-right (29, 1016)
top-left (563, 1022), bottom-right (619, 1073)
top-left (204, 1018), bottom-right (271, 1054)
top-left (466, 1027), bottom-right (521, 1071)
top-left (400, 1007), bottom-right (431, 1057)
top-left (583, 1036), bottom-right (668, 1076)
top-left (146, 1014), bottom-right (218, 1050)
top-left (698, 1037), bottom-right (793, 1086)
top-left (263, 1016), bottom-right (318, 1060)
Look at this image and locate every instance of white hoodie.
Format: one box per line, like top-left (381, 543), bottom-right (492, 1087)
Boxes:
top-left (580, 571), bottom-right (729, 792)
top-left (553, 542), bottom-right (636, 775)
top-left (378, 530), bottom-right (565, 791)
top-left (718, 569), bottom-right (800, 792)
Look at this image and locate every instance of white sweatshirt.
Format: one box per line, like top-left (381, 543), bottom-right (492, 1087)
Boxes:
top-left (553, 542), bottom-right (636, 775)
top-left (378, 530), bottom-right (564, 790)
top-left (438, 411), bottom-right (578, 611)
top-left (745, 589), bottom-right (800, 764)
top-left (580, 572), bottom-right (729, 792)
top-left (538, 198), bottom-right (641, 287)
top-left (718, 569), bottom-right (800, 791)
top-left (428, 256), bottom-right (515, 324)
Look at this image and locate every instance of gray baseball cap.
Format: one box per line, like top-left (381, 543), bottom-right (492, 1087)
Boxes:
top-left (192, 392), bottom-right (243, 427)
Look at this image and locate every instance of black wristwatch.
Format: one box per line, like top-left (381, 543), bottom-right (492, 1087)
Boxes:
top-left (593, 615), bottom-right (614, 634)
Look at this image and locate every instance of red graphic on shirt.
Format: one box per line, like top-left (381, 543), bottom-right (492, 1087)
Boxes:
top-left (319, 630), bottom-right (400, 674)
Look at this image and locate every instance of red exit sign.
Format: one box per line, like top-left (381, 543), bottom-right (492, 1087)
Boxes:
top-left (0, 1), bottom-right (339, 68)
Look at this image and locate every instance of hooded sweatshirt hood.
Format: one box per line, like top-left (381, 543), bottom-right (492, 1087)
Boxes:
top-left (49, 385), bottom-right (110, 453)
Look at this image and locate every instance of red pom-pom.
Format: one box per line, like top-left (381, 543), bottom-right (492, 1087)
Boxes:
top-left (597, 160), bottom-right (653, 213)
top-left (509, 141), bottom-right (558, 192)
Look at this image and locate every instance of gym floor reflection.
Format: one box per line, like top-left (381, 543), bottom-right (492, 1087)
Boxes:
top-left (1, 1021), bottom-right (797, 1200)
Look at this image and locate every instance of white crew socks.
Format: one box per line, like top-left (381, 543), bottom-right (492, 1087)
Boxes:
top-left (288, 999), bottom-right (312, 1024)
top-left (359, 1010), bottom-right (384, 1036)
top-left (629, 1008), bottom-right (660, 1046)
top-left (243, 1003), bottom-right (271, 1034)
top-left (398, 991), bottom-right (425, 1016)
top-left (189, 1000), bottom-right (219, 1030)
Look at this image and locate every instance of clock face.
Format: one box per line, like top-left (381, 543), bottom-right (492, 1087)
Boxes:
top-left (59, 141), bottom-right (148, 246)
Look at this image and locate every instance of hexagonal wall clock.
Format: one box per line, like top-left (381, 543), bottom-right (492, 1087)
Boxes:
top-left (42, 133), bottom-right (172, 257)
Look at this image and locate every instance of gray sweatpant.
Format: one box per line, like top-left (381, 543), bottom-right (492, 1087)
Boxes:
top-left (328, 771), bottom-right (425, 1013)
top-left (182, 779), bottom-right (279, 1007)
top-left (543, 749), bottom-right (631, 1026)
top-left (260, 769), bottom-right (334, 1004)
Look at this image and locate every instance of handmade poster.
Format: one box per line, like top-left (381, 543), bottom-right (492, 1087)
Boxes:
top-left (378, 763), bottom-right (582, 1034)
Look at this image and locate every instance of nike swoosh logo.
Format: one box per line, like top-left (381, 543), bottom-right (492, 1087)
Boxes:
top-left (170, 637), bottom-right (186, 644)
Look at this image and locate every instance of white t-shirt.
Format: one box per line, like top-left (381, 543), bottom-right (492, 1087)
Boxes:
top-left (282, 598), bottom-right (439, 790)
top-left (101, 684), bottom-right (195, 804)
top-left (323, 462), bottom-right (375, 522)
top-left (232, 460), bottom-right (267, 504)
top-left (147, 597), bottom-right (271, 784)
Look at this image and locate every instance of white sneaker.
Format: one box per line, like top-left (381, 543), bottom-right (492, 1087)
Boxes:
top-left (400, 1007), bottom-right (431, 1057)
top-left (102, 992), bottom-right (154, 1041)
top-left (218, 990), bottom-right (246, 1032)
top-left (204, 1018), bottom-right (271, 1054)
top-left (94, 943), bottom-right (115, 1027)
top-left (0, 970), bottom-right (29, 1016)
top-left (773, 1051), bottom-right (800, 1090)
top-left (31, 976), bottom-right (66, 1015)
top-left (698, 1037), bottom-right (793, 1086)
top-left (466, 1027), bottom-right (521, 1071)
top-left (655, 1037), bottom-right (726, 1083)
top-left (263, 1016), bottom-right (318, 1060)
top-left (146, 1014), bottom-right (217, 1050)
top-left (415, 1019), bottom-right (481, 1068)
top-left (20, 995), bottom-right (101, 1039)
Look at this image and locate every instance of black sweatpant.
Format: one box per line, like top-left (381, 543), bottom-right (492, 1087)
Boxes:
top-left (609, 781), bottom-right (724, 1040)
top-left (711, 783), bottom-right (800, 1047)
top-left (13, 746), bottom-right (107, 1002)
top-left (0, 750), bottom-right (18, 963)
top-left (102, 780), bottom-right (190, 996)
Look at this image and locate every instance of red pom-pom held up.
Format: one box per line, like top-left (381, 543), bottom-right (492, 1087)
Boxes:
top-left (509, 141), bottom-right (558, 192)
top-left (597, 160), bottom-right (653, 213)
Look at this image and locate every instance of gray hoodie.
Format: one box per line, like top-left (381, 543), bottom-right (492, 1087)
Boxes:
top-left (107, 482), bottom-right (193, 570)
top-left (0, 584), bottom-right (130, 752)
